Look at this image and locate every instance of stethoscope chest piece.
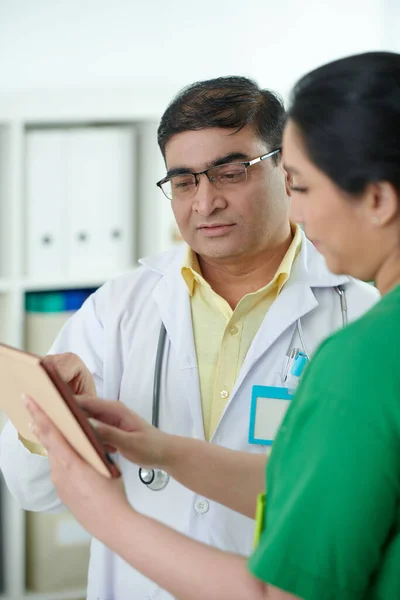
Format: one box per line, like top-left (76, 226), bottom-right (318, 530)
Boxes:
top-left (138, 467), bottom-right (170, 491)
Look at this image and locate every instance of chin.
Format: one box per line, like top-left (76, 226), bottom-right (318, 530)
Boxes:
top-left (325, 256), bottom-right (365, 280)
top-left (196, 241), bottom-right (243, 260)
top-left (200, 248), bottom-right (238, 260)
top-left (324, 255), bottom-right (347, 276)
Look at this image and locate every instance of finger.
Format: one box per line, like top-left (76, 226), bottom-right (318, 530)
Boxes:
top-left (75, 396), bottom-right (121, 423)
top-left (103, 443), bottom-right (117, 453)
top-left (87, 418), bottom-right (117, 453)
top-left (42, 353), bottom-right (81, 381)
top-left (43, 354), bottom-right (96, 396)
top-left (91, 421), bottom-right (131, 453)
top-left (75, 396), bottom-right (134, 430)
top-left (24, 395), bottom-right (85, 472)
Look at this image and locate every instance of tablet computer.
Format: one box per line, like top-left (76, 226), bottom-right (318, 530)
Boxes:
top-left (0, 343), bottom-right (120, 478)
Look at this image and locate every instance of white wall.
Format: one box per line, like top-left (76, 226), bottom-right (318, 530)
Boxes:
top-left (382, 0), bottom-right (400, 53)
top-left (0, 0), bottom-right (397, 258)
top-left (0, 0), bottom-right (387, 103)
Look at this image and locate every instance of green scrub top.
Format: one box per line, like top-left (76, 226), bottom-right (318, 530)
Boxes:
top-left (248, 285), bottom-right (400, 600)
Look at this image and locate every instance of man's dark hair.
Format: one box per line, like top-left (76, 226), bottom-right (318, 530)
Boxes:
top-left (157, 76), bottom-right (285, 161)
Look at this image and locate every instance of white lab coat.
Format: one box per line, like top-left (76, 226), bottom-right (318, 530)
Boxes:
top-left (0, 232), bottom-right (379, 600)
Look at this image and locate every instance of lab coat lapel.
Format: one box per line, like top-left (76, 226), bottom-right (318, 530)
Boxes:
top-left (235, 279), bottom-right (318, 392)
top-left (240, 233), bottom-right (348, 379)
top-left (152, 259), bottom-right (205, 440)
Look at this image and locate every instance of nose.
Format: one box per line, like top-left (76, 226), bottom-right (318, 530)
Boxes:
top-left (192, 174), bottom-right (227, 216)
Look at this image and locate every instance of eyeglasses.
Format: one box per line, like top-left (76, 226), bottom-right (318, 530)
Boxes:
top-left (156, 148), bottom-right (281, 201)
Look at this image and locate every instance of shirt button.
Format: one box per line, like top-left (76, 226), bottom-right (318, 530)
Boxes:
top-left (220, 389), bottom-right (229, 399)
top-left (195, 499), bottom-right (209, 514)
top-left (229, 325), bottom-right (238, 335)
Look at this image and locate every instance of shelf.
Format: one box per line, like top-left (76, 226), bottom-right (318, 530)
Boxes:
top-left (0, 586), bottom-right (86, 599)
top-left (20, 273), bottom-right (128, 292)
top-left (0, 589), bottom-right (87, 600)
top-left (23, 588), bottom-right (86, 600)
top-left (0, 280), bottom-right (14, 293)
top-left (0, 591), bottom-right (86, 600)
top-left (0, 107), bottom-right (173, 600)
top-left (0, 269), bottom-right (137, 293)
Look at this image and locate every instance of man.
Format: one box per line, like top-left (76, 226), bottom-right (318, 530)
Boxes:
top-left (0, 76), bottom-right (378, 600)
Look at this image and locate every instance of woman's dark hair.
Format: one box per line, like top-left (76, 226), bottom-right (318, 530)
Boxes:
top-left (287, 51), bottom-right (400, 195)
top-left (157, 76), bottom-right (285, 161)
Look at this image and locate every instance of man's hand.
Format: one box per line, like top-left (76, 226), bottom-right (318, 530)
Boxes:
top-left (77, 396), bottom-right (169, 469)
top-left (42, 353), bottom-right (96, 396)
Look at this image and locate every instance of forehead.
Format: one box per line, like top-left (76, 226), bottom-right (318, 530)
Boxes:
top-left (282, 120), bottom-right (309, 169)
top-left (164, 126), bottom-right (267, 170)
top-left (283, 120), bottom-right (347, 196)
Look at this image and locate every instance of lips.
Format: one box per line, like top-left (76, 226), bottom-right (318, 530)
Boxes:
top-left (197, 223), bottom-right (235, 237)
top-left (198, 223), bottom-right (233, 229)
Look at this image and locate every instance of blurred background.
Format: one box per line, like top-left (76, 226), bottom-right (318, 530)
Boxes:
top-left (0, 0), bottom-right (398, 598)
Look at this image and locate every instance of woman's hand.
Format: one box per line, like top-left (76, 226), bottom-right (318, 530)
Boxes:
top-left (77, 397), bottom-right (267, 519)
top-left (77, 396), bottom-right (170, 469)
top-left (24, 396), bottom-right (131, 540)
top-left (23, 401), bottom-right (297, 600)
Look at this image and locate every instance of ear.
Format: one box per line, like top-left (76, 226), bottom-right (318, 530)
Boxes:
top-left (280, 163), bottom-right (293, 197)
top-left (366, 182), bottom-right (400, 226)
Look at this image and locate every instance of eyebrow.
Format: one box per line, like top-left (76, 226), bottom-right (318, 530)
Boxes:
top-left (166, 152), bottom-right (250, 178)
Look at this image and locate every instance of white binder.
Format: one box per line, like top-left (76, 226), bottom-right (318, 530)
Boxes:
top-left (25, 126), bottom-right (136, 280)
top-left (25, 130), bottom-right (67, 277)
top-left (65, 127), bottom-right (136, 277)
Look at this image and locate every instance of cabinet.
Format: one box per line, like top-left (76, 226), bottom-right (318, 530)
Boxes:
top-left (0, 89), bottom-right (180, 600)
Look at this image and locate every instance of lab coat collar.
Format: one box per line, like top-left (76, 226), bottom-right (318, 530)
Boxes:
top-left (139, 230), bottom-right (350, 290)
top-left (139, 244), bottom-right (186, 277)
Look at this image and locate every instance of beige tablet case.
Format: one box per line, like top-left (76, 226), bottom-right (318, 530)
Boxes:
top-left (0, 344), bottom-right (116, 478)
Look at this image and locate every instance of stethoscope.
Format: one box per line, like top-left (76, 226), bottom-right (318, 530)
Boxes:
top-left (138, 284), bottom-right (348, 491)
top-left (294, 284), bottom-right (347, 360)
top-left (138, 323), bottom-right (170, 491)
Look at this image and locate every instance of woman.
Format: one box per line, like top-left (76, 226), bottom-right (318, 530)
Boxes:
top-left (26, 51), bottom-right (400, 599)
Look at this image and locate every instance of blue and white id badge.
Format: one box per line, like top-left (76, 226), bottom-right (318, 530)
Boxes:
top-left (248, 352), bottom-right (308, 445)
top-left (248, 386), bottom-right (293, 445)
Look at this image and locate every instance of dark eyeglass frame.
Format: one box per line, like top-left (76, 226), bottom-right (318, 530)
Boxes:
top-left (156, 148), bottom-right (281, 200)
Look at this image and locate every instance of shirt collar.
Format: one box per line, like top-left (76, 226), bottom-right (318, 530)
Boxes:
top-left (181, 246), bottom-right (205, 296)
top-left (180, 224), bottom-right (302, 297)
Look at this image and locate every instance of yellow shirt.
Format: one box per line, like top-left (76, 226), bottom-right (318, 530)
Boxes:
top-left (181, 225), bottom-right (302, 441)
top-left (18, 433), bottom-right (47, 456)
